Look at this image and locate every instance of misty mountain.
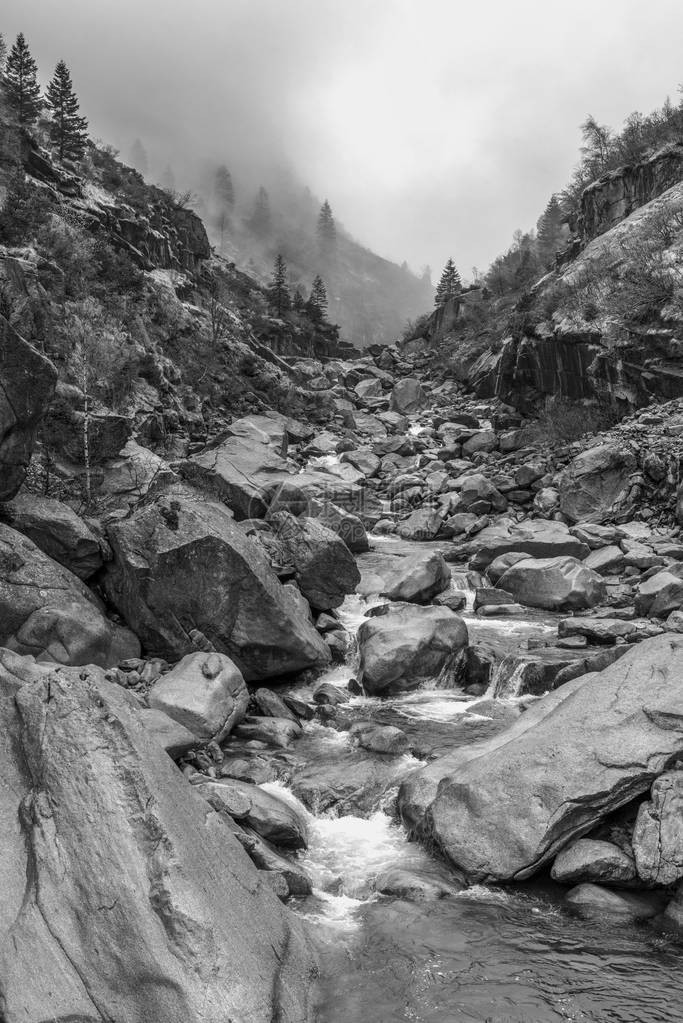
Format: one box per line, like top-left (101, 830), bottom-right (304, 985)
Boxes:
top-left (167, 158), bottom-right (435, 347)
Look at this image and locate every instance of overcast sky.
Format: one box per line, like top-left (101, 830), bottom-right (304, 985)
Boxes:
top-left (4, 0), bottom-right (683, 277)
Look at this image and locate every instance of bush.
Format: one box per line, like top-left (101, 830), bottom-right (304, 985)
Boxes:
top-left (37, 214), bottom-right (96, 298)
top-left (521, 397), bottom-right (618, 446)
top-left (0, 174), bottom-right (52, 245)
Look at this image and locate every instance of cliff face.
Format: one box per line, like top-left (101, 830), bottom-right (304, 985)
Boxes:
top-left (471, 331), bottom-right (683, 413)
top-left (468, 173), bottom-right (683, 413)
top-left (579, 143), bottom-right (683, 242)
top-left (21, 136), bottom-right (212, 276)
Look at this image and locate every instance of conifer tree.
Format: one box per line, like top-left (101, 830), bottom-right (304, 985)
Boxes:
top-left (0, 34), bottom-right (7, 78)
top-left (5, 33), bottom-right (42, 127)
top-left (307, 275), bottom-right (328, 322)
top-left (46, 60), bottom-right (88, 161)
top-left (317, 199), bottom-right (336, 252)
top-left (160, 165), bottom-right (175, 192)
top-left (214, 164), bottom-right (234, 208)
top-left (536, 194), bottom-right (565, 264)
top-left (292, 288), bottom-right (305, 312)
top-left (248, 186), bottom-right (271, 238)
top-left (267, 254), bottom-right (291, 317)
top-left (130, 138), bottom-right (148, 176)
top-left (434, 258), bottom-right (461, 306)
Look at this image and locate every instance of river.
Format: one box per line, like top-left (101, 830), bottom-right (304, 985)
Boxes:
top-left (271, 539), bottom-right (683, 1022)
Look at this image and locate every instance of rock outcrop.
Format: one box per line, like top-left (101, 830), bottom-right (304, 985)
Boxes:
top-left (579, 143), bottom-right (683, 241)
top-left (558, 443), bottom-right (637, 524)
top-left (0, 317), bottom-right (57, 500)
top-left (104, 489), bottom-right (331, 679)
top-left (0, 649), bottom-right (317, 1022)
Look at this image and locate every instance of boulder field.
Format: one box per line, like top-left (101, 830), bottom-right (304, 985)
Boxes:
top-left (7, 328), bottom-right (683, 1019)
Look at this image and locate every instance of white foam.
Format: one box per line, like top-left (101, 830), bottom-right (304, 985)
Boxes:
top-left (337, 592), bottom-right (386, 632)
top-left (299, 810), bottom-right (430, 902)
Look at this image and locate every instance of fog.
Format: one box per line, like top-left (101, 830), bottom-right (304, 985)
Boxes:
top-left (3, 0), bottom-right (683, 277)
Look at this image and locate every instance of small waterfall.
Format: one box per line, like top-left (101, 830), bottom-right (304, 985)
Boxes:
top-left (487, 655), bottom-right (530, 699)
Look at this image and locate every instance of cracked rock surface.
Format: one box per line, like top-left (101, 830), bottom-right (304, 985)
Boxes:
top-left (0, 648), bottom-right (317, 1022)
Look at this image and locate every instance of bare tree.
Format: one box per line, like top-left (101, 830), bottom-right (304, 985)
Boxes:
top-left (208, 279), bottom-right (231, 348)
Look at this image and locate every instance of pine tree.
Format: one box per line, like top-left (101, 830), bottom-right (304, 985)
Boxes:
top-left (130, 138), bottom-right (148, 176)
top-left (46, 60), bottom-right (88, 161)
top-left (267, 254), bottom-right (291, 317)
top-left (317, 199), bottom-right (336, 252)
top-left (5, 33), bottom-right (42, 127)
top-left (248, 186), bottom-right (271, 238)
top-left (292, 288), bottom-right (305, 312)
top-left (307, 275), bottom-right (328, 322)
top-left (434, 259), bottom-right (461, 306)
top-left (160, 165), bottom-right (175, 192)
top-left (214, 164), bottom-right (234, 208)
top-left (0, 34), bottom-right (7, 78)
top-left (536, 194), bottom-right (565, 264)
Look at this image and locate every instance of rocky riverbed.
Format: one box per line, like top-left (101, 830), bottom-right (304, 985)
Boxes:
top-left (3, 336), bottom-right (683, 1020)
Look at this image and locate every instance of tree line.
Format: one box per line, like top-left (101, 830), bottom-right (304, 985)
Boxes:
top-left (0, 30), bottom-right (88, 161)
top-left (267, 253), bottom-right (330, 326)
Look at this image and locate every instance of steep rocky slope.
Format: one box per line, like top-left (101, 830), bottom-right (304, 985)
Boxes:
top-left (411, 145), bottom-right (683, 416)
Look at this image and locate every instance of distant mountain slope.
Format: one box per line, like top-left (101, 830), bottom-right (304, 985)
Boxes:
top-left (195, 167), bottom-right (434, 348)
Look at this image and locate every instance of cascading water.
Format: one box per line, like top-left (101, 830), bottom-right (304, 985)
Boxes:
top-left (262, 544), bottom-right (683, 1022)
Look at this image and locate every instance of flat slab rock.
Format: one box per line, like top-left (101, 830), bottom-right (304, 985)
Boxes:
top-left (467, 519), bottom-right (589, 571)
top-left (416, 633), bottom-right (683, 882)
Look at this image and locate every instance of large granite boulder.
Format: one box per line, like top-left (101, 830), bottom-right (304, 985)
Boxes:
top-left (309, 499), bottom-right (369, 553)
top-left (225, 411), bottom-right (312, 449)
top-left (0, 649), bottom-right (316, 1022)
top-left (267, 511), bottom-right (360, 610)
top-left (0, 523), bottom-right (138, 667)
top-left (390, 377), bottom-right (425, 413)
top-left (632, 771), bottom-right (683, 885)
top-left (103, 490), bottom-right (331, 680)
top-left (358, 604), bottom-right (468, 696)
top-left (0, 493), bottom-right (103, 579)
top-left (457, 474), bottom-right (507, 513)
top-left (148, 651), bottom-right (249, 743)
top-left (558, 443), bottom-right (637, 524)
top-left (421, 634), bottom-right (683, 882)
top-left (397, 507), bottom-right (444, 541)
top-left (0, 317), bottom-right (57, 500)
top-left (468, 519), bottom-right (590, 571)
top-left (380, 550), bottom-right (451, 604)
top-left (497, 555), bottom-right (606, 611)
top-left (635, 566), bottom-right (683, 618)
top-left (179, 435), bottom-right (290, 519)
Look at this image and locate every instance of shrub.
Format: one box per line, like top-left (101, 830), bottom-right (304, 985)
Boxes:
top-left (521, 397), bottom-right (618, 445)
top-left (37, 214), bottom-right (96, 297)
top-left (0, 173), bottom-right (52, 245)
